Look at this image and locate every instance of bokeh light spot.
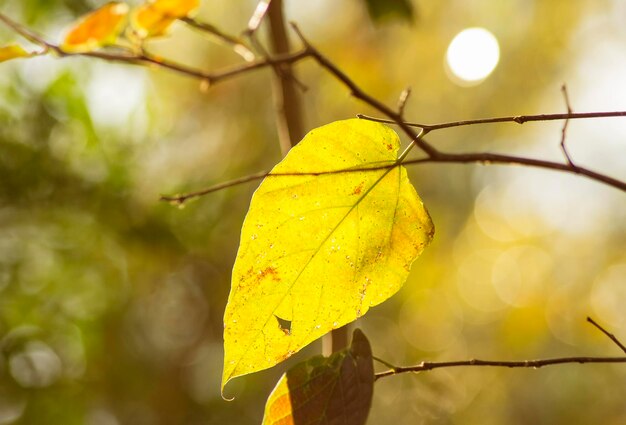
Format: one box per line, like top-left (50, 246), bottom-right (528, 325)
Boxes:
top-left (446, 27), bottom-right (500, 85)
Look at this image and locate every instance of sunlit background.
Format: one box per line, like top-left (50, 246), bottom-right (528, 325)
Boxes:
top-left (0, 0), bottom-right (625, 424)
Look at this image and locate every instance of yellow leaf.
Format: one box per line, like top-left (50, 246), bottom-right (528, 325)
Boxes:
top-left (0, 45), bottom-right (33, 63)
top-left (61, 2), bottom-right (129, 53)
top-left (148, 0), bottom-right (200, 15)
top-left (262, 329), bottom-right (374, 425)
top-left (130, 0), bottom-right (200, 39)
top-left (222, 119), bottom-right (434, 392)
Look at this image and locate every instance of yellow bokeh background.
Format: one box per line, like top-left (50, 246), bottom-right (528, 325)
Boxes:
top-left (0, 0), bottom-right (624, 424)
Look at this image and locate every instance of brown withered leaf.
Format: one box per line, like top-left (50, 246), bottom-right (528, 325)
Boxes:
top-left (262, 329), bottom-right (374, 425)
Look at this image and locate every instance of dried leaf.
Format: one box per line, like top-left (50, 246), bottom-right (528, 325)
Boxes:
top-left (0, 45), bottom-right (34, 63)
top-left (62, 2), bottom-right (129, 52)
top-left (262, 329), bottom-right (374, 425)
top-left (222, 119), bottom-right (434, 392)
top-left (130, 0), bottom-right (200, 38)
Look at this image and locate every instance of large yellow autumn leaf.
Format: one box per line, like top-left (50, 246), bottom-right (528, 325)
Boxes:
top-left (222, 119), bottom-right (433, 392)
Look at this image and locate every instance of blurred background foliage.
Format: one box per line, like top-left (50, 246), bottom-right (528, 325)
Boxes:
top-left (0, 0), bottom-right (625, 424)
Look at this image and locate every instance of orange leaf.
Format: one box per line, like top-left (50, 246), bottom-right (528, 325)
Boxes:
top-left (130, 5), bottom-right (175, 38)
top-left (0, 45), bottom-right (34, 63)
top-left (62, 2), bottom-right (129, 53)
top-left (262, 329), bottom-right (374, 425)
top-left (130, 0), bottom-right (200, 39)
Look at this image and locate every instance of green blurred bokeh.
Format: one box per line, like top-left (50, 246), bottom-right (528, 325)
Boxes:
top-left (0, 0), bottom-right (625, 424)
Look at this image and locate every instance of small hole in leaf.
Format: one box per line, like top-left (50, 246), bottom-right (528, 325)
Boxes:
top-left (275, 315), bottom-right (292, 335)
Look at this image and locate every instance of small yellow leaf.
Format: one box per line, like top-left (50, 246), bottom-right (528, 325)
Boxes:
top-left (148, 0), bottom-right (200, 15)
top-left (62, 2), bottom-right (129, 53)
top-left (262, 329), bottom-right (374, 425)
top-left (130, 0), bottom-right (200, 39)
top-left (0, 45), bottom-right (33, 63)
top-left (222, 119), bottom-right (434, 392)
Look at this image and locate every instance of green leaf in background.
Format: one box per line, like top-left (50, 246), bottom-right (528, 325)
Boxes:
top-left (262, 329), bottom-right (374, 425)
top-left (362, 0), bottom-right (414, 24)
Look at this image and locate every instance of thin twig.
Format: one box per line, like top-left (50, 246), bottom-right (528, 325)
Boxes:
top-left (160, 170), bottom-right (271, 204)
top-left (246, 0), bottom-right (272, 35)
top-left (0, 12), bottom-right (309, 86)
top-left (357, 111), bottom-right (626, 131)
top-left (289, 23), bottom-right (440, 157)
top-left (374, 356), bottom-right (626, 380)
top-left (397, 87), bottom-right (412, 117)
top-left (560, 84), bottom-right (576, 167)
top-left (160, 135), bottom-right (626, 204)
top-left (181, 17), bottom-right (255, 62)
top-left (402, 150), bottom-right (626, 191)
top-left (587, 317), bottom-right (626, 354)
top-left (373, 356), bottom-right (398, 369)
top-left (267, 0), bottom-right (305, 153)
top-left (3, 12), bottom-right (625, 200)
top-left (375, 318), bottom-right (626, 380)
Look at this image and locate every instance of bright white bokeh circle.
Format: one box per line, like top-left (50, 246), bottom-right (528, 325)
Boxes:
top-left (446, 27), bottom-right (500, 85)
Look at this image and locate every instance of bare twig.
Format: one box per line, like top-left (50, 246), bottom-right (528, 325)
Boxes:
top-left (0, 12), bottom-right (309, 86)
top-left (560, 84), bottom-right (576, 167)
top-left (587, 317), bottom-right (626, 354)
top-left (159, 170), bottom-right (272, 204)
top-left (159, 144), bottom-right (626, 205)
top-left (374, 356), bottom-right (626, 380)
top-left (357, 110), bottom-right (626, 131)
top-left (267, 0), bottom-right (305, 154)
top-left (289, 23), bottom-right (440, 157)
top-left (2, 12), bottom-right (625, 199)
top-left (397, 87), bottom-right (412, 117)
top-left (402, 150), bottom-right (626, 192)
top-left (246, 0), bottom-right (272, 35)
top-left (375, 319), bottom-right (626, 380)
top-left (181, 17), bottom-right (255, 62)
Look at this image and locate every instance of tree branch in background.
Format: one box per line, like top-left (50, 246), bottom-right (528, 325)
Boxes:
top-left (2, 13), bottom-right (624, 208)
top-left (181, 17), bottom-right (254, 62)
top-left (559, 84), bottom-right (576, 167)
top-left (246, 0), bottom-right (272, 35)
top-left (267, 0), bottom-right (305, 155)
top-left (587, 317), bottom-right (626, 354)
top-left (160, 107), bottom-right (626, 204)
top-left (289, 23), bottom-right (440, 158)
top-left (357, 110), bottom-right (626, 131)
top-left (374, 318), bottom-right (626, 380)
top-left (0, 12), bottom-right (309, 85)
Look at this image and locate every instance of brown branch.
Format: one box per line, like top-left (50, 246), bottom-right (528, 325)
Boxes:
top-left (357, 110), bottom-right (626, 131)
top-left (267, 0), bottom-right (305, 154)
top-left (181, 17), bottom-right (254, 62)
top-left (374, 356), bottom-right (626, 380)
top-left (2, 12), bottom-right (624, 199)
top-left (376, 318), bottom-right (626, 380)
top-left (159, 170), bottom-right (272, 204)
top-left (160, 141), bottom-right (626, 204)
top-left (587, 317), bottom-right (626, 354)
top-left (559, 84), bottom-right (575, 167)
top-left (397, 86), bottom-right (412, 117)
top-left (246, 0), bottom-right (272, 35)
top-left (0, 12), bottom-right (309, 87)
top-left (289, 23), bottom-right (440, 157)
top-left (402, 151), bottom-right (626, 192)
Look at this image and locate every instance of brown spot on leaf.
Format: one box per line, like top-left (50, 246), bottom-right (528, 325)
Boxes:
top-left (258, 266), bottom-right (281, 282)
top-left (386, 143), bottom-right (393, 151)
top-left (352, 182), bottom-right (364, 195)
